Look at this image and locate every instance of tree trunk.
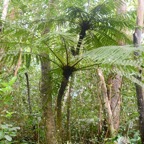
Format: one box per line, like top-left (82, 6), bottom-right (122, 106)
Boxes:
top-left (106, 0), bottom-right (126, 133)
top-left (25, 72), bottom-right (32, 114)
top-left (1, 0), bottom-right (10, 21)
top-left (95, 1), bottom-right (127, 137)
top-left (56, 74), bottom-right (70, 143)
top-left (75, 29), bottom-right (86, 55)
top-left (97, 69), bottom-right (115, 137)
top-left (107, 75), bottom-right (122, 131)
top-left (40, 54), bottom-right (57, 144)
top-left (0, 0), bottom-right (10, 68)
top-left (134, 0), bottom-right (144, 143)
top-left (65, 77), bottom-right (73, 142)
top-left (40, 1), bottom-right (58, 143)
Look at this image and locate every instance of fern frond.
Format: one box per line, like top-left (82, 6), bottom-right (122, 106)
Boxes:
top-left (84, 45), bottom-right (143, 67)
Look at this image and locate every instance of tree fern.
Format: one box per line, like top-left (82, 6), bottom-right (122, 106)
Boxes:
top-left (58, 0), bottom-right (135, 56)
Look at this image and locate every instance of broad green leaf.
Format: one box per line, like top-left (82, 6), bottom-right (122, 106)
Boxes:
top-left (0, 131), bottom-right (4, 140)
top-left (4, 135), bottom-right (12, 141)
top-left (1, 124), bottom-right (9, 129)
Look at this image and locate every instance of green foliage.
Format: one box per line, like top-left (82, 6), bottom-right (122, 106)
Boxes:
top-left (0, 77), bottom-right (17, 108)
top-left (0, 0), bottom-right (143, 143)
top-left (0, 77), bottom-right (16, 93)
top-left (0, 124), bottom-right (20, 143)
top-left (64, 0), bottom-right (134, 47)
top-left (84, 45), bottom-right (144, 87)
top-left (130, 131), bottom-right (141, 144)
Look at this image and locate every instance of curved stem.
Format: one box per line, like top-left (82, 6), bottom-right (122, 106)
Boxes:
top-left (25, 72), bottom-right (32, 114)
top-left (44, 42), bottom-right (64, 66)
top-left (40, 54), bottom-right (62, 68)
top-left (72, 58), bottom-right (83, 67)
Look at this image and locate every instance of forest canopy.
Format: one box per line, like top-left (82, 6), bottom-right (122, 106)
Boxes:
top-left (0, 0), bottom-right (144, 144)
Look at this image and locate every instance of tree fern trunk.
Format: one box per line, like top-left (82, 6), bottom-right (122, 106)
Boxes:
top-left (75, 29), bottom-right (86, 55)
top-left (56, 74), bottom-right (70, 142)
top-left (66, 77), bottom-right (73, 142)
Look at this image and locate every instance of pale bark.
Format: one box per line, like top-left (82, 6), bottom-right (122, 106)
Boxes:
top-left (134, 0), bottom-right (144, 143)
top-left (1, 0), bottom-right (10, 21)
top-left (97, 69), bottom-right (115, 136)
top-left (136, 0), bottom-right (144, 27)
top-left (107, 75), bottom-right (122, 130)
top-left (117, 0), bottom-right (127, 14)
top-left (0, 0), bottom-right (10, 60)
